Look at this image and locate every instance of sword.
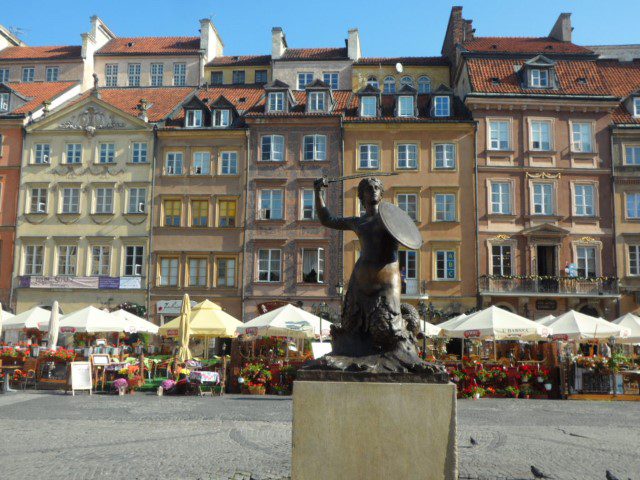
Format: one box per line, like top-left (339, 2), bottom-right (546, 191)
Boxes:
top-left (325, 172), bottom-right (399, 184)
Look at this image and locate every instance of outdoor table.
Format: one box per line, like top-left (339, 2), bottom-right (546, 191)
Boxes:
top-left (190, 370), bottom-right (221, 396)
top-left (0, 365), bottom-right (20, 393)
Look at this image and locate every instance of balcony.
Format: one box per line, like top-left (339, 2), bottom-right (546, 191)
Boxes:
top-left (479, 275), bottom-right (620, 298)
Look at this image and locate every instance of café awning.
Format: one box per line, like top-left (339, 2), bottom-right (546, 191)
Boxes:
top-left (545, 310), bottom-right (629, 341)
top-left (158, 300), bottom-right (242, 338)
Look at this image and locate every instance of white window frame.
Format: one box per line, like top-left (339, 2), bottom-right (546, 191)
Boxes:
top-left (491, 244), bottom-right (513, 276)
top-left (128, 63), bottom-right (141, 86)
top-left (530, 68), bottom-right (549, 88)
top-left (267, 92), bottom-right (284, 112)
top-left (65, 144), bottom-right (82, 164)
top-left (397, 143), bottom-right (418, 169)
top-left (45, 66), bottom-right (59, 82)
top-left (24, 245), bottom-right (44, 276)
top-left (30, 188), bottom-right (47, 213)
top-left (530, 120), bottom-right (552, 151)
top-left (34, 143), bottom-right (51, 164)
top-left (417, 76), bottom-right (431, 94)
top-left (297, 72), bottom-right (313, 90)
top-left (0, 92), bottom-right (8, 112)
top-left (91, 245), bottom-right (111, 276)
top-left (261, 135), bottom-right (284, 162)
top-left (165, 152), bottom-right (183, 175)
top-left (22, 67), bottom-right (35, 82)
top-left (433, 96), bottom-right (450, 117)
top-left (488, 120), bottom-right (510, 151)
top-left (301, 189), bottom-right (316, 220)
top-left (132, 142), bottom-right (148, 163)
top-left (366, 76), bottom-right (379, 88)
top-left (626, 193), bottom-right (640, 219)
top-left (124, 245), bottom-right (144, 276)
top-left (533, 183), bottom-right (554, 215)
top-left (624, 145), bottom-right (640, 165)
top-left (303, 134), bottom-right (327, 161)
top-left (302, 248), bottom-right (325, 284)
top-left (151, 63), bottom-right (164, 86)
top-left (396, 193), bottom-right (418, 221)
top-left (398, 96), bottom-right (414, 117)
top-left (173, 63), bottom-right (187, 86)
top-left (360, 96), bottom-right (377, 117)
top-left (434, 193), bottom-right (456, 222)
top-left (434, 143), bottom-right (456, 169)
top-left (188, 258), bottom-right (208, 287)
top-left (576, 246), bottom-right (597, 278)
top-left (629, 245), bottom-right (640, 276)
top-left (94, 188), bottom-right (114, 214)
top-left (213, 109), bottom-right (230, 127)
top-left (57, 245), bottom-right (77, 276)
top-left (399, 250), bottom-right (418, 293)
top-left (216, 257), bottom-right (236, 287)
top-left (159, 257), bottom-right (179, 287)
top-left (571, 122), bottom-right (593, 153)
top-left (0, 68), bottom-right (9, 83)
top-left (99, 143), bottom-right (115, 164)
top-left (258, 249), bottom-right (281, 282)
top-left (192, 151), bottom-right (211, 175)
top-left (259, 189), bottom-right (284, 220)
top-left (359, 144), bottom-right (379, 169)
top-left (220, 151), bottom-right (238, 175)
top-left (105, 64), bottom-right (118, 87)
top-left (323, 72), bottom-right (339, 90)
top-left (127, 188), bottom-right (146, 214)
top-left (400, 76), bottom-right (414, 88)
top-left (308, 92), bottom-right (325, 112)
top-left (491, 181), bottom-right (512, 215)
top-left (232, 70), bottom-right (245, 85)
top-left (574, 184), bottom-right (595, 217)
top-left (61, 187), bottom-right (80, 214)
top-left (435, 250), bottom-right (456, 280)
top-left (185, 110), bottom-right (203, 128)
top-left (383, 76), bottom-right (396, 94)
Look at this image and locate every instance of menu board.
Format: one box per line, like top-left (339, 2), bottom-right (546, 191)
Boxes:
top-left (70, 361), bottom-right (92, 395)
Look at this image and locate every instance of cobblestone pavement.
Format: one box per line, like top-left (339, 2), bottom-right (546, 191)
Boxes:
top-left (0, 392), bottom-right (638, 480)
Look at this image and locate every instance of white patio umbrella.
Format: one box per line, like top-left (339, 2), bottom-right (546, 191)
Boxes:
top-left (436, 313), bottom-right (469, 335)
top-left (420, 322), bottom-right (442, 337)
top-left (237, 304), bottom-right (319, 339)
top-left (58, 306), bottom-right (126, 333)
top-left (535, 315), bottom-right (555, 325)
top-left (2, 306), bottom-right (49, 331)
top-left (546, 310), bottom-right (629, 341)
top-left (46, 301), bottom-right (60, 349)
top-left (110, 309), bottom-right (159, 334)
top-left (612, 313), bottom-right (640, 343)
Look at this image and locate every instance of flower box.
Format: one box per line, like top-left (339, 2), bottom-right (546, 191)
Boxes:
top-left (244, 385), bottom-right (266, 395)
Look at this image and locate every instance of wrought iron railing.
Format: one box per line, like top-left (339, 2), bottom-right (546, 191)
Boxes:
top-left (479, 275), bottom-right (619, 296)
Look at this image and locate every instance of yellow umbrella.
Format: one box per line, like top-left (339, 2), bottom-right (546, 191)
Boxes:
top-left (177, 294), bottom-right (192, 362)
top-left (159, 300), bottom-right (242, 337)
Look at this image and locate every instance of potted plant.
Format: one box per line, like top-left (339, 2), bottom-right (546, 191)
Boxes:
top-left (520, 384), bottom-right (533, 399)
top-left (505, 386), bottom-right (520, 398)
top-left (239, 363), bottom-right (272, 395)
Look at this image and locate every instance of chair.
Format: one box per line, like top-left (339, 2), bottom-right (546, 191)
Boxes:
top-left (22, 358), bottom-right (38, 390)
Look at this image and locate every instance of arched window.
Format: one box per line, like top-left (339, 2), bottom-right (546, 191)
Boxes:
top-left (400, 76), bottom-right (414, 88)
top-left (383, 76), bottom-right (396, 94)
top-left (366, 76), bottom-right (379, 88)
top-left (418, 76), bottom-right (431, 93)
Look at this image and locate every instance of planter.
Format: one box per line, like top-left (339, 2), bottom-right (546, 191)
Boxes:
top-left (537, 376), bottom-right (545, 383)
top-left (473, 393), bottom-right (481, 400)
top-left (247, 385), bottom-right (266, 395)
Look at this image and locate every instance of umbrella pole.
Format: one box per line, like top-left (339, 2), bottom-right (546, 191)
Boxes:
top-left (493, 339), bottom-right (497, 361)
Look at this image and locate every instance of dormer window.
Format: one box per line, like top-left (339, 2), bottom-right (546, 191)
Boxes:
top-left (186, 110), bottom-right (203, 128)
top-left (634, 98), bottom-right (640, 118)
top-left (0, 93), bottom-right (8, 112)
top-left (213, 109), bottom-right (230, 127)
top-left (361, 96), bottom-right (377, 117)
top-left (308, 92), bottom-right (325, 112)
top-left (433, 96), bottom-right (451, 117)
top-left (268, 92), bottom-right (284, 112)
top-left (530, 69), bottom-right (549, 88)
top-left (367, 76), bottom-right (379, 88)
top-left (398, 96), bottom-right (414, 117)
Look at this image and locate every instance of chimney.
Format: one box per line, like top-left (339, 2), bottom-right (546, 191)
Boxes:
top-left (463, 19), bottom-right (475, 42)
top-left (441, 6), bottom-right (464, 59)
top-left (200, 18), bottom-right (224, 63)
top-left (549, 13), bottom-right (572, 42)
top-left (347, 28), bottom-right (361, 61)
top-left (272, 27), bottom-right (287, 60)
top-left (137, 98), bottom-right (149, 123)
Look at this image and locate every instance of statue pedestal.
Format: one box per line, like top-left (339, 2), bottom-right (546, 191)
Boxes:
top-left (292, 380), bottom-right (457, 480)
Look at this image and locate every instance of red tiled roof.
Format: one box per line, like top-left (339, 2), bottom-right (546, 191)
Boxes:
top-left (96, 37), bottom-right (200, 56)
top-left (355, 56), bottom-right (449, 67)
top-left (0, 45), bottom-right (82, 62)
top-left (169, 85), bottom-right (266, 123)
top-left (4, 81), bottom-right (79, 115)
top-left (343, 94), bottom-right (473, 123)
top-left (207, 55), bottom-right (271, 67)
top-left (245, 90), bottom-right (351, 117)
top-left (597, 60), bottom-right (640, 124)
top-left (466, 58), bottom-right (611, 96)
top-left (463, 37), bottom-right (593, 55)
top-left (280, 48), bottom-right (348, 61)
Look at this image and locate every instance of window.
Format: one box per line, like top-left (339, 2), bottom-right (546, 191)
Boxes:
top-left (218, 199), bottom-right (237, 226)
top-left (30, 188), bottom-right (47, 213)
top-left (163, 199), bottom-right (181, 226)
top-left (625, 146), bottom-right (640, 165)
top-left (574, 185), bottom-right (594, 216)
top-left (571, 122), bottom-right (593, 152)
top-left (0, 93), bottom-right (8, 112)
top-left (323, 72), bottom-right (339, 89)
top-left (492, 245), bottom-right (512, 276)
top-left (302, 248), bottom-right (325, 283)
top-left (125, 246), bottom-right (144, 276)
top-left (65, 144), bottom-right (82, 164)
top-left (34, 144), bottom-right (51, 164)
top-left (99, 143), bottom-right (115, 163)
top-left (633, 98), bottom-right (640, 117)
top-left (22, 67), bottom-right (35, 82)
top-left (435, 250), bottom-right (456, 280)
top-left (210, 71), bottom-right (223, 85)
top-left (360, 96), bottom-right (377, 117)
top-left (366, 76), bottom-right (378, 88)
top-left (308, 92), bottom-right (325, 111)
top-left (397, 144), bottom-right (418, 169)
top-left (400, 76), bottom-right (414, 88)
top-left (435, 193), bottom-right (456, 221)
top-left (217, 258), bottom-right (236, 287)
top-left (301, 189), bottom-right (316, 220)
top-left (132, 142), bottom-right (147, 163)
top-left (188, 258), bottom-right (207, 287)
top-left (397, 193), bottom-right (418, 220)
top-left (165, 152), bottom-right (183, 175)
top-left (359, 144), bottom-right (379, 169)
top-left (303, 135), bottom-right (326, 161)
top-left (160, 258), bottom-right (179, 286)
top-left (261, 135), bottom-right (284, 162)
top-left (0, 68), bottom-right (9, 83)
top-left (491, 182), bottom-right (512, 215)
top-left (255, 70), bottom-right (268, 84)
top-left (533, 183), bottom-right (553, 215)
top-left (232, 70), bottom-right (245, 85)
top-left (95, 188), bottom-right (114, 214)
top-left (626, 193), bottom-right (640, 219)
top-left (383, 76), bottom-right (396, 94)
top-left (45, 66), bottom-right (59, 82)
top-left (434, 143), bottom-right (455, 169)
top-left (128, 63), bottom-right (141, 86)
top-left (530, 69), bottom-right (549, 88)
top-left (61, 188), bottom-right (80, 214)
top-left (186, 110), bottom-right (203, 128)
top-left (259, 189), bottom-right (283, 220)
top-left (128, 188), bottom-right (146, 213)
top-left (173, 63), bottom-right (186, 86)
top-left (417, 76), bottom-right (431, 93)
top-left (220, 151), bottom-right (238, 175)
top-left (258, 249), bottom-right (281, 282)
top-left (398, 96), bottom-right (414, 117)
top-left (531, 120), bottom-right (552, 150)
top-left (105, 64), bottom-right (118, 87)
top-left (297, 72), bottom-right (313, 90)
top-left (151, 63), bottom-right (164, 86)
top-left (268, 92), bottom-right (284, 112)
top-left (213, 109), bottom-right (230, 127)
top-left (489, 120), bottom-right (510, 150)
top-left (191, 200), bottom-right (208, 227)
top-left (629, 245), bottom-right (640, 276)
top-left (91, 246), bottom-right (111, 276)
top-left (577, 246), bottom-right (596, 278)
top-left (57, 245), bottom-right (77, 276)
top-left (193, 152), bottom-right (211, 175)
top-left (433, 96), bottom-right (450, 117)
top-left (24, 245), bottom-right (44, 275)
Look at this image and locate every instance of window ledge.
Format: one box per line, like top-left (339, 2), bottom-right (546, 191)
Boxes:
top-left (433, 220), bottom-right (459, 224)
top-left (524, 214), bottom-right (563, 221)
top-left (254, 281), bottom-right (284, 285)
top-left (57, 212), bottom-right (81, 216)
top-left (124, 212), bottom-right (148, 216)
top-left (487, 213), bottom-right (516, 220)
top-left (486, 149), bottom-right (515, 154)
top-left (26, 211), bottom-right (48, 215)
top-left (295, 219), bottom-right (321, 225)
top-left (187, 174), bottom-right (214, 178)
top-left (256, 160), bottom-right (285, 165)
top-left (126, 162), bottom-right (149, 166)
top-left (299, 159), bottom-right (327, 164)
top-left (296, 282), bottom-right (328, 287)
top-left (570, 151), bottom-right (597, 156)
top-left (90, 212), bottom-right (115, 216)
top-left (255, 219), bottom-right (286, 224)
top-left (527, 150), bottom-right (557, 155)
top-left (571, 215), bottom-right (600, 222)
top-left (95, 162), bottom-right (117, 166)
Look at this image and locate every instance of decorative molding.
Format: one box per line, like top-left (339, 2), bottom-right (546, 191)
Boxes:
top-left (58, 106), bottom-right (126, 135)
top-left (579, 236), bottom-right (597, 243)
top-left (525, 172), bottom-right (561, 179)
top-left (492, 234), bottom-right (511, 240)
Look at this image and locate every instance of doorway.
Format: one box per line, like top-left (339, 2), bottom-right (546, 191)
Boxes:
top-left (536, 245), bottom-right (558, 292)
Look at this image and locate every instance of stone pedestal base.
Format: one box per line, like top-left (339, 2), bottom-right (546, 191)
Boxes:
top-left (292, 381), bottom-right (457, 480)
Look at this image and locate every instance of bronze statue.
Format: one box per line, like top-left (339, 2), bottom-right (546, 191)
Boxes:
top-left (303, 176), bottom-right (447, 381)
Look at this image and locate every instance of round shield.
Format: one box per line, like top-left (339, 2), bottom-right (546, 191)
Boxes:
top-left (379, 201), bottom-right (423, 249)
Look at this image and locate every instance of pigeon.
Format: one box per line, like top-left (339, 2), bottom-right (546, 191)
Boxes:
top-left (470, 436), bottom-right (478, 446)
top-left (531, 465), bottom-right (553, 479)
top-left (606, 471), bottom-right (620, 480)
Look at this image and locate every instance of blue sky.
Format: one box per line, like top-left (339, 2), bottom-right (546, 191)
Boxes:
top-left (4, 0), bottom-right (640, 57)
